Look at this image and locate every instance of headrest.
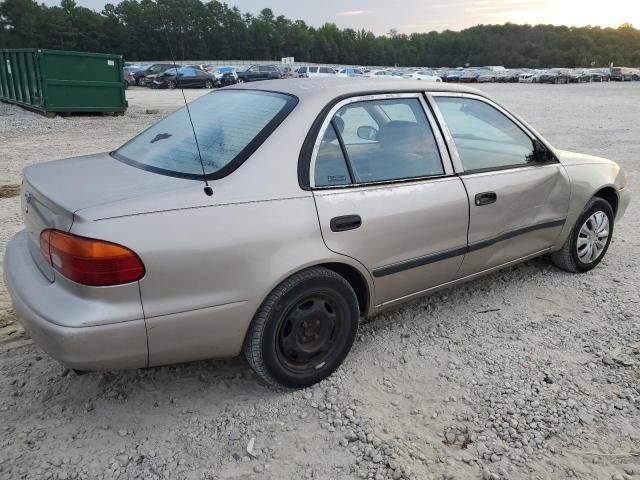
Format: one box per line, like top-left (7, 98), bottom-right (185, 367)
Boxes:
top-left (377, 121), bottom-right (423, 151)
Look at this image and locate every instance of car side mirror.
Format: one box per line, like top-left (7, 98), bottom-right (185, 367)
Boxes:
top-left (176, 73), bottom-right (184, 77)
top-left (357, 126), bottom-right (378, 141)
top-left (532, 139), bottom-right (555, 163)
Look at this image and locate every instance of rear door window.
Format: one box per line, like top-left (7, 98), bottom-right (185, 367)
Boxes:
top-left (314, 98), bottom-right (444, 185)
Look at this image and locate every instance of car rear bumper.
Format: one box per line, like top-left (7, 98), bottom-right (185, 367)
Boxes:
top-left (3, 231), bottom-right (148, 370)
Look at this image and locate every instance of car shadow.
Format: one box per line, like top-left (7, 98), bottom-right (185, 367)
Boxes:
top-left (3, 256), bottom-right (562, 415)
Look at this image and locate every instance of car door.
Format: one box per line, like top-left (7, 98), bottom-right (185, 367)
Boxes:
top-left (310, 93), bottom-right (469, 307)
top-left (176, 68), bottom-right (195, 87)
top-left (256, 65), bottom-right (269, 80)
top-left (429, 93), bottom-right (571, 277)
top-left (194, 69), bottom-right (209, 86)
top-left (245, 66), bottom-right (260, 81)
top-left (323, 67), bottom-right (337, 77)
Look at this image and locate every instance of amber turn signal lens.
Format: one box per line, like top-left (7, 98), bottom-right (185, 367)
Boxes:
top-left (40, 229), bottom-right (145, 286)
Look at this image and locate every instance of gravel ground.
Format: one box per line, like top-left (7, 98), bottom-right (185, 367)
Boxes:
top-left (0, 83), bottom-right (638, 480)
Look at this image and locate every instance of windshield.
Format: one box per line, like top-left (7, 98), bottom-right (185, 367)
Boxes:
top-left (113, 90), bottom-right (297, 180)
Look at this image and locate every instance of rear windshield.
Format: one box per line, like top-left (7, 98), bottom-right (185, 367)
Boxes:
top-left (113, 90), bottom-right (297, 180)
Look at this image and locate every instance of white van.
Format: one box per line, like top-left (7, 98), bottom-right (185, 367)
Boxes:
top-left (297, 66), bottom-right (337, 78)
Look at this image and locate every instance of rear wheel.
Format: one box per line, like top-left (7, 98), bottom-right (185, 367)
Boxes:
top-left (551, 197), bottom-right (614, 273)
top-left (244, 267), bottom-right (359, 389)
top-left (167, 80), bottom-right (176, 89)
top-left (237, 78), bottom-right (245, 84)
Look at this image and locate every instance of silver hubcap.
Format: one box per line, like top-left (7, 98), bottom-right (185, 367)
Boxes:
top-left (577, 211), bottom-right (609, 264)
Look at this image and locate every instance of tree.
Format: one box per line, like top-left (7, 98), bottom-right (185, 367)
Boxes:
top-left (0, 0), bottom-right (639, 68)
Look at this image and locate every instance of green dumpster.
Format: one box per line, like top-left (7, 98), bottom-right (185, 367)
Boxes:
top-left (0, 48), bottom-right (127, 115)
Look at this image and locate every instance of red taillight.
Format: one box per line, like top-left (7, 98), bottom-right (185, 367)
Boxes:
top-left (40, 230), bottom-right (145, 286)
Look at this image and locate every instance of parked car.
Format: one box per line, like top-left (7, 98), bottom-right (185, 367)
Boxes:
top-left (459, 69), bottom-right (483, 83)
top-left (297, 66), bottom-right (337, 78)
top-left (389, 70), bottom-right (408, 78)
top-left (206, 66), bottom-right (238, 87)
top-left (519, 72), bottom-right (535, 83)
top-left (134, 63), bottom-right (178, 86)
top-left (123, 66), bottom-right (142, 86)
top-left (336, 68), bottom-right (365, 78)
top-left (4, 80), bottom-right (629, 388)
top-left (152, 67), bottom-right (216, 89)
top-left (589, 69), bottom-right (610, 82)
top-left (496, 70), bottom-right (521, 83)
top-left (236, 64), bottom-right (282, 83)
top-left (538, 70), bottom-right (570, 84)
top-left (477, 71), bottom-right (497, 83)
top-left (568, 69), bottom-right (591, 83)
top-left (404, 70), bottom-right (442, 82)
top-left (611, 67), bottom-right (634, 81)
top-left (445, 70), bottom-right (465, 82)
top-left (364, 69), bottom-right (393, 79)
top-left (567, 69), bottom-right (591, 83)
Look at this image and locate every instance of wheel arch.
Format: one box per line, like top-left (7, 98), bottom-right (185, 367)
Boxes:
top-left (248, 259), bottom-right (374, 334)
top-left (319, 262), bottom-right (371, 317)
top-left (593, 186), bottom-right (619, 215)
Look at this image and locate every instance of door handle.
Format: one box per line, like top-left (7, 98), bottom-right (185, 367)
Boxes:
top-left (475, 192), bottom-right (497, 206)
top-left (330, 215), bottom-right (362, 232)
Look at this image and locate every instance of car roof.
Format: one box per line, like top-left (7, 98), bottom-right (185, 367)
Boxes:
top-left (230, 78), bottom-right (482, 102)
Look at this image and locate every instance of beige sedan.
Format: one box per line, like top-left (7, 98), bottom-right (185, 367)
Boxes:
top-left (4, 79), bottom-right (630, 388)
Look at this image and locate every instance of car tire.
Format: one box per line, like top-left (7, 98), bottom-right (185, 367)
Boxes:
top-left (244, 267), bottom-right (360, 389)
top-left (550, 197), bottom-right (614, 273)
top-left (204, 80), bottom-right (214, 89)
top-left (237, 78), bottom-right (245, 84)
top-left (167, 80), bottom-right (176, 89)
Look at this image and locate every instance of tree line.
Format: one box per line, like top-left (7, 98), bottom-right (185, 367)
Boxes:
top-left (1, 0), bottom-right (640, 67)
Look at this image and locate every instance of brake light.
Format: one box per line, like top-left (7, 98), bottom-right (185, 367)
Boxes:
top-left (40, 230), bottom-right (145, 286)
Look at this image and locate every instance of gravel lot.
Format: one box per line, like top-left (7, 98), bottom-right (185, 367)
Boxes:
top-left (0, 83), bottom-right (638, 480)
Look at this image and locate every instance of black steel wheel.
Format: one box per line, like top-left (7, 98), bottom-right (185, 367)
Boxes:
top-left (244, 267), bottom-right (360, 389)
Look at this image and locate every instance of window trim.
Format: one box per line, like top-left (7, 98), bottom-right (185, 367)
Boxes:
top-left (309, 93), bottom-right (454, 190)
top-left (426, 92), bottom-right (558, 174)
top-left (111, 89), bottom-right (298, 181)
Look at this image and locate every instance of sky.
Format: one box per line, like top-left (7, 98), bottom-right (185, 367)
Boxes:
top-left (41, 0), bottom-right (640, 34)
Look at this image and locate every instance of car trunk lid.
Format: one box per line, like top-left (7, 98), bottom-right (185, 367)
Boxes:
top-left (21, 152), bottom-right (194, 281)
top-left (21, 178), bottom-right (73, 281)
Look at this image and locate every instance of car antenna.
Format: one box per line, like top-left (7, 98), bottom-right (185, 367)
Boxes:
top-left (155, 1), bottom-right (213, 197)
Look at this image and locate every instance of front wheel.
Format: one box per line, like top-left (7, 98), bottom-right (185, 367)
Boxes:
top-left (167, 80), bottom-right (176, 89)
top-left (244, 267), bottom-right (359, 389)
top-left (237, 78), bottom-right (245, 84)
top-left (204, 79), bottom-right (214, 89)
top-left (551, 197), bottom-right (614, 273)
